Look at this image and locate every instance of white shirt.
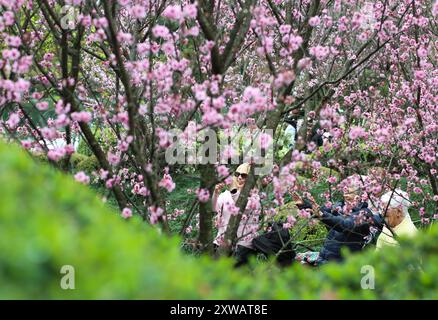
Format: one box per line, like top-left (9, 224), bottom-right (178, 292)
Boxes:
top-left (376, 216), bottom-right (418, 250)
top-left (284, 124), bottom-right (296, 149)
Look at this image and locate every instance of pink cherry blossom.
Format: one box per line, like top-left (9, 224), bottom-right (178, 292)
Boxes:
top-left (348, 126), bottom-right (366, 140)
top-left (309, 45), bottom-right (329, 60)
top-left (159, 173), bottom-right (176, 192)
top-left (130, 5), bottom-right (146, 19)
top-left (71, 111), bottom-right (92, 123)
top-left (297, 57), bottom-right (312, 70)
top-left (413, 187), bottom-right (422, 194)
top-left (217, 165), bottom-right (229, 178)
top-left (298, 209), bottom-right (311, 219)
top-left (162, 5), bottom-right (183, 21)
top-left (196, 188), bottom-right (210, 203)
top-left (107, 151), bottom-right (120, 166)
top-left (36, 101), bottom-right (49, 111)
top-left (327, 176), bottom-right (338, 184)
top-left (21, 140), bottom-right (32, 149)
top-left (183, 4), bottom-right (197, 19)
top-left (149, 206), bottom-right (164, 225)
top-left (6, 35), bottom-right (21, 47)
top-left (47, 148), bottom-right (66, 161)
top-left (309, 16), bottom-right (321, 27)
top-left (64, 144), bottom-right (75, 155)
top-left (121, 208), bottom-right (133, 219)
top-left (259, 133), bottom-right (273, 149)
top-left (6, 112), bottom-right (20, 129)
top-left (74, 171), bottom-right (90, 185)
top-left (0, 0), bottom-right (436, 247)
top-left (433, 1), bottom-right (438, 16)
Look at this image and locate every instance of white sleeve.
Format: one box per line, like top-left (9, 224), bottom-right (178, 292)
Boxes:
top-left (215, 192), bottom-right (232, 241)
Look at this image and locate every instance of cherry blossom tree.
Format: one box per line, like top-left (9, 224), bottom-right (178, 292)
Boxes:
top-left (1, 0), bottom-right (436, 255)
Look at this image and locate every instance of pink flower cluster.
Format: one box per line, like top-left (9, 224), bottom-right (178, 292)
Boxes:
top-left (115, 135), bottom-right (132, 152)
top-left (2, 48), bottom-right (20, 60)
top-left (225, 201), bottom-right (240, 216)
top-left (273, 70), bottom-right (295, 88)
top-left (48, 148), bottom-right (66, 161)
top-left (167, 208), bottom-right (185, 221)
top-left (107, 151), bottom-right (120, 166)
top-left (227, 86), bottom-right (270, 122)
top-left (202, 107), bottom-right (224, 126)
top-left (297, 57), bottom-right (312, 70)
top-left (1, 11), bottom-right (15, 26)
top-left (327, 176), bottom-right (338, 184)
top-left (121, 208), bottom-right (132, 219)
top-left (159, 173), bottom-right (176, 193)
top-left (71, 111), bottom-right (92, 123)
top-left (162, 3), bottom-right (197, 22)
top-left (309, 45), bottom-right (330, 60)
top-left (149, 206), bottom-right (164, 225)
top-left (348, 126), bottom-right (366, 140)
top-left (116, 32), bottom-right (133, 45)
top-left (247, 192), bottom-right (261, 211)
top-left (0, 78), bottom-right (30, 103)
top-left (216, 165), bottom-right (229, 178)
top-left (129, 5), bottom-right (146, 19)
top-left (259, 132), bottom-right (273, 149)
top-left (155, 127), bottom-right (171, 148)
top-left (298, 209), bottom-right (311, 219)
top-left (6, 112), bottom-right (20, 129)
top-left (196, 188), bottom-right (210, 203)
top-left (162, 5), bottom-right (183, 21)
top-left (21, 140), bottom-right (32, 149)
top-left (5, 35), bottom-right (21, 47)
top-left (152, 25), bottom-right (170, 39)
top-left (132, 183), bottom-right (149, 197)
top-left (283, 215), bottom-right (297, 229)
top-left (36, 101), bottom-right (49, 111)
top-left (308, 16), bottom-right (321, 27)
top-left (74, 171), bottom-right (90, 185)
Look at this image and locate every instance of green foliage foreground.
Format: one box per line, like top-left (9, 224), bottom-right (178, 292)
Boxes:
top-left (1, 142), bottom-right (437, 299)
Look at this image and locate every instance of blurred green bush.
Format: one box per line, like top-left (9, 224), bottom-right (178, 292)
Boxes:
top-left (77, 127), bottom-right (118, 157)
top-left (31, 152), bottom-right (92, 171)
top-left (275, 201), bottom-right (328, 252)
top-left (1, 141), bottom-right (437, 299)
top-left (75, 155), bottom-right (100, 173)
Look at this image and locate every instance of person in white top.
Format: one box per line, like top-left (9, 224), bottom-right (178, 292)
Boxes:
top-left (212, 163), bottom-right (261, 266)
top-left (376, 189), bottom-right (418, 250)
top-left (284, 119), bottom-right (297, 149)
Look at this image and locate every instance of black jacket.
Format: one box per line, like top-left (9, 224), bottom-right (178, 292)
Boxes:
top-left (252, 222), bottom-right (296, 267)
top-left (298, 200), bottom-right (384, 262)
top-left (318, 202), bottom-right (384, 262)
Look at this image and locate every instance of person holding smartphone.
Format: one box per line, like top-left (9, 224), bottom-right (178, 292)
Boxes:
top-left (292, 175), bottom-right (384, 265)
top-left (212, 163), bottom-right (260, 267)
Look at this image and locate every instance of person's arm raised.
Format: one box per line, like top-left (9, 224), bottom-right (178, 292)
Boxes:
top-left (212, 182), bottom-right (225, 212)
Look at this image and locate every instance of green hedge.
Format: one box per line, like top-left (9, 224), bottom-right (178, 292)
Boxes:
top-left (76, 128), bottom-right (118, 157)
top-left (1, 141), bottom-right (438, 299)
top-left (70, 153), bottom-right (89, 167)
top-left (275, 202), bottom-right (328, 252)
top-left (31, 152), bottom-right (89, 168)
top-left (75, 155), bottom-right (100, 173)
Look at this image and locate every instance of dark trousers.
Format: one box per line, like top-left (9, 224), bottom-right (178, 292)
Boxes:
top-left (233, 245), bottom-right (258, 268)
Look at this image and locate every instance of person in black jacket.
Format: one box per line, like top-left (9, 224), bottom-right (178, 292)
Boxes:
top-left (292, 183), bottom-right (384, 265)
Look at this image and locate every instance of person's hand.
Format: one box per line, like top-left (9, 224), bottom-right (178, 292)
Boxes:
top-left (261, 175), bottom-right (272, 187)
top-left (214, 182), bottom-right (225, 195)
top-left (308, 196), bottom-right (321, 217)
top-left (291, 192), bottom-right (304, 206)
